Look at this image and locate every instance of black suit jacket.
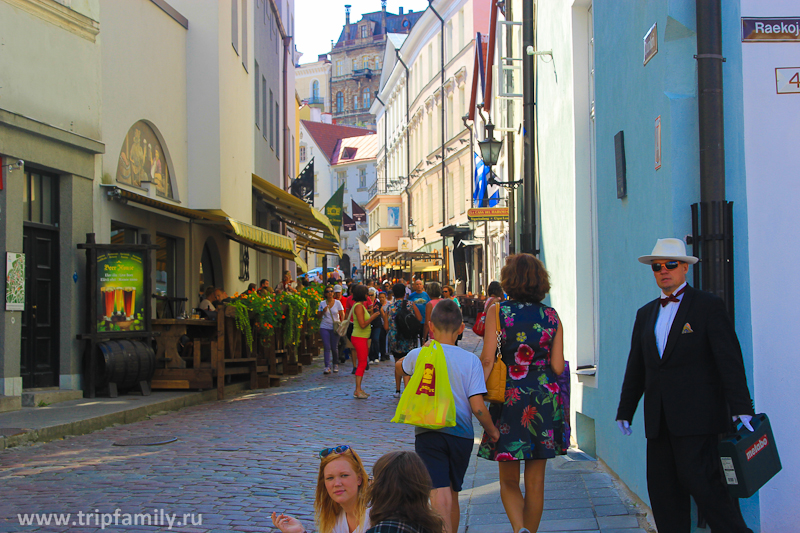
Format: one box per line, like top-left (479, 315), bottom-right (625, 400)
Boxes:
top-left (616, 285), bottom-right (754, 438)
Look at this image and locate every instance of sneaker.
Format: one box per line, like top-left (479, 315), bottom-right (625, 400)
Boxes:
top-left (324, 367), bottom-right (331, 374)
top-left (333, 365), bottom-right (339, 373)
top-left (371, 359), bottom-right (379, 364)
top-left (392, 391), bottom-right (401, 398)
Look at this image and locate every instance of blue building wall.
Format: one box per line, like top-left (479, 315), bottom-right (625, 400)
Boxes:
top-left (578, 0), bottom-right (757, 528)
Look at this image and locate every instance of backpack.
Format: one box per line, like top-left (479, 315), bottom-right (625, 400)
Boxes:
top-left (395, 301), bottom-right (422, 339)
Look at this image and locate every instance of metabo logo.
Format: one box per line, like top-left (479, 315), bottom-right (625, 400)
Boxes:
top-left (745, 436), bottom-right (768, 461)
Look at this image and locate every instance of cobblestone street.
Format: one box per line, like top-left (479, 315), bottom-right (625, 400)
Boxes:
top-left (0, 331), bottom-right (650, 533)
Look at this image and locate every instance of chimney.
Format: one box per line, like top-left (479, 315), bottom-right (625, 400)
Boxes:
top-left (399, 7), bottom-right (404, 15)
top-left (345, 5), bottom-right (351, 40)
top-left (318, 53), bottom-right (329, 62)
top-left (381, 0), bottom-right (387, 35)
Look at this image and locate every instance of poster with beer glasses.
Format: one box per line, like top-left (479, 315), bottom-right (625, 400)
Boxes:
top-left (97, 251), bottom-right (144, 331)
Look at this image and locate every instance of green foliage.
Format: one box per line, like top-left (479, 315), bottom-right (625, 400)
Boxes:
top-left (230, 300), bottom-right (253, 351)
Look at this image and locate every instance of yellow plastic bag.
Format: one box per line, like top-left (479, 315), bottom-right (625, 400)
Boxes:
top-left (391, 341), bottom-right (456, 429)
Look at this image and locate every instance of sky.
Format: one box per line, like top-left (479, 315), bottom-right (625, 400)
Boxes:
top-left (295, 0), bottom-right (431, 63)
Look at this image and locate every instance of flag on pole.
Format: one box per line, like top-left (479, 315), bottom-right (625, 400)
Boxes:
top-left (473, 152), bottom-right (500, 207)
top-left (290, 157), bottom-right (315, 206)
top-left (351, 199), bottom-right (367, 222)
top-left (323, 184), bottom-right (345, 243)
top-left (342, 212), bottom-right (357, 231)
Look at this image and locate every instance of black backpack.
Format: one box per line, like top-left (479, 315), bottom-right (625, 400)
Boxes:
top-left (395, 301), bottom-right (422, 339)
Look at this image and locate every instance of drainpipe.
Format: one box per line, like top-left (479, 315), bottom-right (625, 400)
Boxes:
top-left (695, 0), bottom-right (728, 302)
top-left (395, 50), bottom-right (411, 228)
top-left (520, 0), bottom-right (537, 254)
top-left (428, 0), bottom-right (447, 279)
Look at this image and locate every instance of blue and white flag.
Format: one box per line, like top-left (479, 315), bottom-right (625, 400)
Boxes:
top-left (472, 152), bottom-right (500, 207)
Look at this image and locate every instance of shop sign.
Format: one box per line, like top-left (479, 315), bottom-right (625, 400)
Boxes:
top-left (468, 207), bottom-right (509, 221)
top-left (398, 237), bottom-right (412, 252)
top-left (776, 67), bottom-right (800, 94)
top-left (5, 252), bottom-right (25, 311)
top-left (742, 18), bottom-right (800, 42)
top-left (116, 121), bottom-right (173, 199)
top-left (97, 251), bottom-right (145, 332)
top-left (644, 23), bottom-right (658, 66)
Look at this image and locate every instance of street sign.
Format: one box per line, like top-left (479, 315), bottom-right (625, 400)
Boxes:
top-left (468, 207), bottom-right (509, 221)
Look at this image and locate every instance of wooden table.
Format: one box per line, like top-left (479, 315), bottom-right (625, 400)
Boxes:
top-left (151, 317), bottom-right (220, 391)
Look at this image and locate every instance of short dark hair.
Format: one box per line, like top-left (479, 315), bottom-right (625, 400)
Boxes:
top-left (203, 286), bottom-right (216, 298)
top-left (501, 253), bottom-right (550, 303)
top-left (259, 279), bottom-right (268, 287)
top-left (425, 281), bottom-right (442, 299)
top-left (247, 283), bottom-right (256, 291)
top-left (368, 452), bottom-right (443, 533)
top-left (429, 299), bottom-right (462, 334)
top-left (351, 284), bottom-right (368, 302)
top-left (487, 281), bottom-right (503, 297)
top-left (392, 283), bottom-right (406, 299)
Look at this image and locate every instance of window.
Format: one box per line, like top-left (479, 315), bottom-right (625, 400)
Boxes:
top-left (446, 21), bottom-right (453, 62)
top-left (359, 167), bottom-right (366, 188)
top-left (231, 0), bottom-right (238, 54)
top-left (459, 166), bottom-right (466, 214)
top-left (269, 90), bottom-right (274, 148)
top-left (362, 87), bottom-right (370, 109)
top-left (447, 94), bottom-right (454, 141)
top-left (428, 44), bottom-right (433, 81)
top-left (361, 25), bottom-right (368, 38)
top-left (447, 170), bottom-right (454, 219)
top-left (276, 102), bottom-right (280, 157)
top-left (336, 61), bottom-right (343, 77)
top-left (22, 170), bottom-right (58, 225)
top-left (437, 178), bottom-right (443, 223)
top-left (300, 145), bottom-right (307, 162)
top-left (312, 80), bottom-right (320, 99)
top-left (336, 91), bottom-right (344, 112)
top-left (255, 61), bottom-right (260, 128)
top-left (110, 222), bottom-right (138, 245)
top-left (353, 95), bottom-right (358, 110)
top-left (262, 76), bottom-right (267, 140)
top-left (352, 59), bottom-right (358, 71)
top-left (458, 9), bottom-right (465, 49)
top-left (241, 0), bottom-right (248, 70)
top-left (337, 171), bottom-right (347, 191)
top-left (375, 58), bottom-right (381, 70)
top-left (427, 183), bottom-right (434, 227)
top-left (155, 234), bottom-right (177, 299)
top-left (363, 58), bottom-right (370, 69)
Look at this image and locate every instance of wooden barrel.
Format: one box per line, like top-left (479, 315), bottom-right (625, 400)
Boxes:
top-left (96, 340), bottom-right (156, 389)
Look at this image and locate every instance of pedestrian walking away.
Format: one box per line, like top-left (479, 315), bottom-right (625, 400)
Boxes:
top-left (388, 283), bottom-right (422, 397)
top-left (616, 238), bottom-right (755, 533)
top-left (271, 445), bottom-right (371, 533)
top-left (402, 300), bottom-right (500, 533)
top-left (476, 253), bottom-right (567, 533)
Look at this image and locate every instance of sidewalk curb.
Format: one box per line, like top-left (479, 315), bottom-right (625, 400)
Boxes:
top-left (0, 382), bottom-right (252, 452)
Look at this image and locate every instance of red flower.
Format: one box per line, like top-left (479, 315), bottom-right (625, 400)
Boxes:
top-left (514, 344), bottom-right (534, 365)
top-left (539, 328), bottom-right (554, 348)
top-left (521, 405), bottom-right (538, 427)
top-left (543, 382), bottom-right (560, 394)
top-left (509, 365), bottom-right (529, 380)
top-left (495, 452), bottom-right (515, 461)
top-left (505, 387), bottom-right (521, 406)
top-left (544, 307), bottom-right (558, 325)
top-left (499, 423), bottom-right (511, 435)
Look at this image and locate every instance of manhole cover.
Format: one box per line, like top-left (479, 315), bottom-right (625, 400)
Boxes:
top-left (113, 436), bottom-right (178, 447)
top-left (0, 428), bottom-right (26, 437)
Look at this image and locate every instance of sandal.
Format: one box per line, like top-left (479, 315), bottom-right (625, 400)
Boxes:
top-left (353, 391), bottom-right (369, 399)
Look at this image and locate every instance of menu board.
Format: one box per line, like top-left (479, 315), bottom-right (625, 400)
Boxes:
top-left (97, 251), bottom-right (145, 331)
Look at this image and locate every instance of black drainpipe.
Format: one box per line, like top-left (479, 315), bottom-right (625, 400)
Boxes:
top-left (520, 0), bottom-right (537, 254)
top-left (429, 0), bottom-right (447, 279)
top-left (693, 0), bottom-right (734, 316)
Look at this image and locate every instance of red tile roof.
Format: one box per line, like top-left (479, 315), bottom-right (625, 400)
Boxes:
top-left (331, 134), bottom-right (379, 165)
top-left (301, 120), bottom-right (375, 163)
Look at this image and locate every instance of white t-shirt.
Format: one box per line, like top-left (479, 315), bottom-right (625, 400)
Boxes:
top-left (198, 299), bottom-right (214, 311)
top-left (319, 300), bottom-right (345, 330)
top-left (332, 508), bottom-right (370, 533)
top-left (402, 343), bottom-right (487, 440)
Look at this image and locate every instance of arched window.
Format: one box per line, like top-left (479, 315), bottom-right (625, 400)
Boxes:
top-left (361, 88), bottom-right (371, 109)
top-left (311, 80), bottom-right (320, 99)
top-left (336, 91), bottom-right (344, 113)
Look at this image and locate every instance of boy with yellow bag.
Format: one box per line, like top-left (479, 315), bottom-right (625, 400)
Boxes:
top-left (393, 299), bottom-right (499, 533)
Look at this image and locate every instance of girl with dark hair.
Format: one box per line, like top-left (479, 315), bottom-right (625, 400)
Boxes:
top-left (351, 284), bottom-right (380, 399)
top-left (365, 451), bottom-right (444, 533)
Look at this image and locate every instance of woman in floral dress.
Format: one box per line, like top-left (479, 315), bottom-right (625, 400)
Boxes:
top-left (477, 254), bottom-right (566, 533)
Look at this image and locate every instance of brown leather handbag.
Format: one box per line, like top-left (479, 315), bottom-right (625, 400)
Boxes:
top-left (484, 302), bottom-right (506, 404)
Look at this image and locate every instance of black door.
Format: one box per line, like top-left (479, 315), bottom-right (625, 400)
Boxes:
top-left (20, 225), bottom-right (60, 388)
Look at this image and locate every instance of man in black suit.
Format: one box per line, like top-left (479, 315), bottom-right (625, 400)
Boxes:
top-left (616, 238), bottom-right (754, 533)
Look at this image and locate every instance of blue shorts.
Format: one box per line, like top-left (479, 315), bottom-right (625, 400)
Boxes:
top-left (415, 431), bottom-right (474, 491)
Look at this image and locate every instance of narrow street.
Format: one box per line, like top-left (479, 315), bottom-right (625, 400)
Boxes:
top-left (1, 330), bottom-right (649, 533)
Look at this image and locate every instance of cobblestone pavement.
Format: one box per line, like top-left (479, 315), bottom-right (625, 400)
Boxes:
top-left (0, 329), bottom-right (649, 533)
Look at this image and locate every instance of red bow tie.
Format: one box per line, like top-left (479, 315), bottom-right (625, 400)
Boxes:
top-left (660, 286), bottom-right (686, 307)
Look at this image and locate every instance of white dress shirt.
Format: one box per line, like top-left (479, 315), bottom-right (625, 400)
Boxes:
top-left (655, 282), bottom-right (687, 357)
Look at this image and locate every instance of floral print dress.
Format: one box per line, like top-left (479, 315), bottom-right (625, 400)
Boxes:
top-left (477, 300), bottom-right (567, 461)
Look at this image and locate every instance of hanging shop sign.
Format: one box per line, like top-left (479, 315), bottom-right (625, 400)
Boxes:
top-left (742, 18), bottom-right (800, 42)
top-left (97, 250), bottom-right (146, 332)
top-left (468, 207), bottom-right (509, 222)
top-left (116, 121), bottom-right (174, 199)
top-left (643, 23), bottom-right (658, 66)
top-left (5, 252), bottom-right (25, 311)
top-left (776, 67), bottom-right (800, 94)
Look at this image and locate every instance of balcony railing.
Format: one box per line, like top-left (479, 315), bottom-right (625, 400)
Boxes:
top-left (307, 96), bottom-right (324, 106)
top-left (352, 68), bottom-right (373, 79)
top-left (369, 177), bottom-right (406, 197)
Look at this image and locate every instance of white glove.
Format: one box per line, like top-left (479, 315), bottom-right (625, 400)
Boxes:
top-left (732, 414), bottom-right (754, 432)
top-left (616, 420), bottom-right (632, 436)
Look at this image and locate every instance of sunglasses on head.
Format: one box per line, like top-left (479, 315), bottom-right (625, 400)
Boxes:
top-left (319, 445), bottom-right (351, 459)
top-left (651, 261), bottom-right (681, 272)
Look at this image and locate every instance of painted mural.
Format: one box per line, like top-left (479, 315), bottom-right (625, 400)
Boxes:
top-left (116, 121), bottom-right (173, 198)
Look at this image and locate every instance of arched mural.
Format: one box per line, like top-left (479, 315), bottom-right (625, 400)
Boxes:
top-left (116, 121), bottom-right (173, 198)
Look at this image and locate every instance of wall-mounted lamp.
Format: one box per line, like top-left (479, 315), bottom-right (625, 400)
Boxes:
top-left (5, 159), bottom-right (24, 172)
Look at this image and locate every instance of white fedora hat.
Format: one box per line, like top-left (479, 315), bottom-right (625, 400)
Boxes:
top-left (638, 238), bottom-right (698, 265)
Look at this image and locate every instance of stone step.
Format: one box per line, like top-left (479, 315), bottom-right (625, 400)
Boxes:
top-left (21, 389), bottom-right (83, 407)
top-left (0, 395), bottom-right (22, 413)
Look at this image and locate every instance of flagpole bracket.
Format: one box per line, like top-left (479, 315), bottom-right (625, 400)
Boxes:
top-left (488, 176), bottom-right (523, 189)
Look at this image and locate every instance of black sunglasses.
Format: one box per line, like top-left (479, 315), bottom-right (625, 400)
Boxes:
top-left (651, 261), bottom-right (681, 272)
top-left (319, 445), bottom-right (351, 459)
